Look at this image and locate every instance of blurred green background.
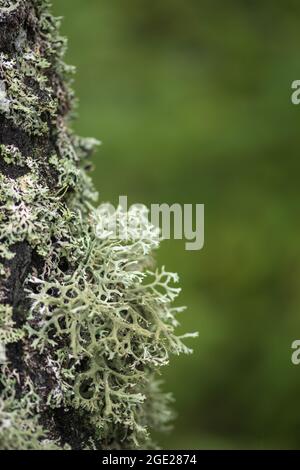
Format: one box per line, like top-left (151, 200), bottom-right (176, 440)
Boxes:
top-left (52, 0), bottom-right (300, 449)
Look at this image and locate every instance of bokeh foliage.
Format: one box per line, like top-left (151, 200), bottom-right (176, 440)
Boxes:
top-left (52, 0), bottom-right (300, 449)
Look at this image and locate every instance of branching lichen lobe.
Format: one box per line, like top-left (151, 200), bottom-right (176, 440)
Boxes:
top-left (0, 0), bottom-right (194, 450)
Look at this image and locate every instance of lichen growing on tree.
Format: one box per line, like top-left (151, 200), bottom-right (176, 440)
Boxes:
top-left (0, 0), bottom-right (194, 450)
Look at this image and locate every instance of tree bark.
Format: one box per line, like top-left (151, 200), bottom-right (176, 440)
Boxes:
top-left (0, 0), bottom-right (95, 449)
top-left (0, 0), bottom-right (71, 314)
top-left (0, 0), bottom-right (189, 451)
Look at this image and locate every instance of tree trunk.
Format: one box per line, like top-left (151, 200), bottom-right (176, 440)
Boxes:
top-left (0, 0), bottom-right (190, 450)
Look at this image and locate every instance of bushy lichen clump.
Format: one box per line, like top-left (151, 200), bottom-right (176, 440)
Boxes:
top-left (0, 0), bottom-right (194, 449)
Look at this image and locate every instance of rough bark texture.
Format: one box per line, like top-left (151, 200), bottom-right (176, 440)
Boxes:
top-left (0, 0), bottom-right (191, 450)
top-left (0, 0), bottom-right (87, 449)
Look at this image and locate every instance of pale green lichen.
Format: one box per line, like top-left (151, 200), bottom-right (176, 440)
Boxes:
top-left (0, 170), bottom-right (73, 260)
top-left (0, 374), bottom-right (61, 450)
top-left (0, 1), bottom-right (21, 13)
top-left (25, 205), bottom-right (194, 447)
top-left (0, 305), bottom-right (24, 346)
top-left (0, 51), bottom-right (58, 136)
top-left (0, 0), bottom-right (195, 449)
top-left (0, 144), bottom-right (24, 166)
